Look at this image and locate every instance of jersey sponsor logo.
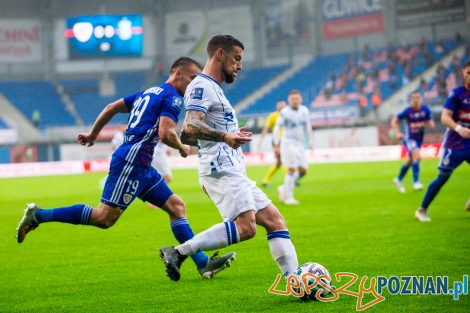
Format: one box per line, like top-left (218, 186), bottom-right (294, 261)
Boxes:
top-left (144, 86), bottom-right (164, 95)
top-left (172, 96), bottom-right (183, 110)
top-left (458, 110), bottom-right (470, 121)
top-left (409, 121), bottom-right (425, 129)
top-left (190, 87), bottom-right (203, 100)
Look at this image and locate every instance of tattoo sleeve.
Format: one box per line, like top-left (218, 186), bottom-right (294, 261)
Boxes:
top-left (182, 110), bottom-right (226, 142)
top-left (180, 128), bottom-right (199, 146)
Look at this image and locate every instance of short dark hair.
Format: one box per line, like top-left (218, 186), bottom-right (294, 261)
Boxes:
top-left (207, 35), bottom-right (244, 57)
top-left (463, 60), bottom-right (470, 69)
top-left (169, 57), bottom-right (202, 74)
top-left (288, 89), bottom-right (301, 96)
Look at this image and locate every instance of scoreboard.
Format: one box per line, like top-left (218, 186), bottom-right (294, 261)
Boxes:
top-left (65, 14), bottom-right (143, 58)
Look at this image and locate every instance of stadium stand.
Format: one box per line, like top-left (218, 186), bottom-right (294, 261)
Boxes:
top-left (419, 43), bottom-right (470, 105)
top-left (240, 54), bottom-right (350, 115)
top-left (0, 81), bottom-right (76, 128)
top-left (61, 71), bottom-right (145, 125)
top-left (223, 64), bottom-right (289, 107)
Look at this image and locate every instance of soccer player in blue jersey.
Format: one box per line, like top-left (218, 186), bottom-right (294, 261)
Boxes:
top-left (416, 60), bottom-right (470, 222)
top-left (391, 91), bottom-right (435, 192)
top-left (159, 35), bottom-right (299, 282)
top-left (16, 57), bottom-right (235, 279)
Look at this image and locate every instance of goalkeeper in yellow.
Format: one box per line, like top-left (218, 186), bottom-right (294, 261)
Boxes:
top-left (258, 100), bottom-right (286, 187)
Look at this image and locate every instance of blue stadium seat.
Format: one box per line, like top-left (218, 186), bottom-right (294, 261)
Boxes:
top-left (0, 81), bottom-right (75, 128)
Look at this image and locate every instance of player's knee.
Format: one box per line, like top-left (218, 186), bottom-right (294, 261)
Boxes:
top-left (95, 216), bottom-right (117, 229)
top-left (242, 223), bottom-right (257, 240)
top-left (169, 196), bottom-right (186, 218)
top-left (236, 219), bottom-right (257, 240)
top-left (171, 200), bottom-right (186, 219)
top-left (265, 212), bottom-right (286, 232)
top-left (273, 213), bottom-right (286, 229)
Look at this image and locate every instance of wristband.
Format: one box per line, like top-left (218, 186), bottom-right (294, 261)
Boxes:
top-left (455, 125), bottom-right (463, 133)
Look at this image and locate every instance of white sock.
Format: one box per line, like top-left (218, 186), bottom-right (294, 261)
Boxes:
top-left (294, 172), bottom-right (300, 184)
top-left (268, 230), bottom-right (299, 277)
top-left (284, 172), bottom-right (295, 200)
top-left (175, 221), bottom-right (239, 256)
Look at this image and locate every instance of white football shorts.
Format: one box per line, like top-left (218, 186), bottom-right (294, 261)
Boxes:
top-left (199, 169), bottom-right (271, 221)
top-left (280, 140), bottom-right (308, 169)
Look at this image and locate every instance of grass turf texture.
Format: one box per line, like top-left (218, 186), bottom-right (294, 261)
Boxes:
top-left (0, 159), bottom-right (469, 312)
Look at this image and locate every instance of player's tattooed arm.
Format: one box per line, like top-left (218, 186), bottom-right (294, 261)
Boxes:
top-left (182, 110), bottom-right (252, 149)
top-left (180, 127), bottom-right (200, 146)
top-left (181, 110), bottom-right (226, 142)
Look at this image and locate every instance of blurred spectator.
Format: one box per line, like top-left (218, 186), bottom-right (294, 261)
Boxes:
top-left (435, 39), bottom-right (444, 58)
top-left (371, 88), bottom-right (382, 121)
top-left (359, 93), bottom-right (368, 117)
top-left (361, 44), bottom-right (371, 61)
top-left (454, 32), bottom-right (463, 45)
top-left (419, 78), bottom-right (429, 92)
top-left (324, 74), bottom-right (335, 97)
top-left (402, 61), bottom-right (413, 85)
top-left (32, 109), bottom-right (41, 128)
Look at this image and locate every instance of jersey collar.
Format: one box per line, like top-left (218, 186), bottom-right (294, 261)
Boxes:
top-left (198, 73), bottom-right (221, 86)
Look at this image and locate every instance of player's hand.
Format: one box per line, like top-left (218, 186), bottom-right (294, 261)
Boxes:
top-left (456, 126), bottom-right (470, 139)
top-left (77, 133), bottom-right (96, 147)
top-left (178, 144), bottom-right (191, 158)
top-left (396, 132), bottom-right (404, 140)
top-left (224, 132), bottom-right (252, 149)
top-left (238, 126), bottom-right (253, 138)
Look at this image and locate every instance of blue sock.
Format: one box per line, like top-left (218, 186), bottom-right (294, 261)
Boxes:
top-left (35, 204), bottom-right (93, 225)
top-left (421, 172), bottom-right (451, 209)
top-left (412, 161), bottom-right (420, 183)
top-left (397, 164), bottom-right (410, 181)
top-left (170, 218), bottom-right (209, 269)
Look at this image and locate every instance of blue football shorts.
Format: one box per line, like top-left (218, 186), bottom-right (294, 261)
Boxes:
top-left (101, 156), bottom-right (173, 210)
top-left (438, 148), bottom-right (470, 172)
top-left (403, 138), bottom-right (423, 154)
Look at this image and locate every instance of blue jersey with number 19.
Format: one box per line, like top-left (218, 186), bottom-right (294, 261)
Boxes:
top-left (113, 83), bottom-right (183, 167)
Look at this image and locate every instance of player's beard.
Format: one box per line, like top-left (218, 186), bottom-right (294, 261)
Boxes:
top-left (222, 66), bottom-right (236, 84)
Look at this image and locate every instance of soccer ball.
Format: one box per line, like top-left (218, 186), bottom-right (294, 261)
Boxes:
top-left (292, 262), bottom-right (332, 301)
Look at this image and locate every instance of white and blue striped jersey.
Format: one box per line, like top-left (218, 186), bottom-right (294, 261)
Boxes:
top-left (184, 73), bottom-right (244, 176)
top-left (114, 83), bottom-right (182, 167)
top-left (275, 105), bottom-right (312, 144)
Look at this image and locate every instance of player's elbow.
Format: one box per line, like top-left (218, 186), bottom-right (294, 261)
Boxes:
top-left (158, 128), bottom-right (172, 144)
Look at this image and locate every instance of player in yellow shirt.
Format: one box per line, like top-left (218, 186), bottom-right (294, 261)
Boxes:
top-left (258, 100), bottom-right (286, 187)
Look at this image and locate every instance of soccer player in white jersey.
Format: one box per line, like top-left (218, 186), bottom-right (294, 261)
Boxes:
top-left (159, 35), bottom-right (299, 282)
top-left (273, 90), bottom-right (313, 205)
top-left (152, 141), bottom-right (172, 183)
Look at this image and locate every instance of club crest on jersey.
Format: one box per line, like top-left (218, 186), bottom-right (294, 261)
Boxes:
top-left (123, 194), bottom-right (133, 204)
top-left (172, 96), bottom-right (183, 110)
top-left (190, 88), bottom-right (203, 100)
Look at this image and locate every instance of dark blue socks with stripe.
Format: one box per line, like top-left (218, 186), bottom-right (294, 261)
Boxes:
top-left (35, 204), bottom-right (93, 225)
top-left (170, 218), bottom-right (209, 269)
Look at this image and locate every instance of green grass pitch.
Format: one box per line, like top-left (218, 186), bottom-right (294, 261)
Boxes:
top-left (0, 159), bottom-right (469, 312)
